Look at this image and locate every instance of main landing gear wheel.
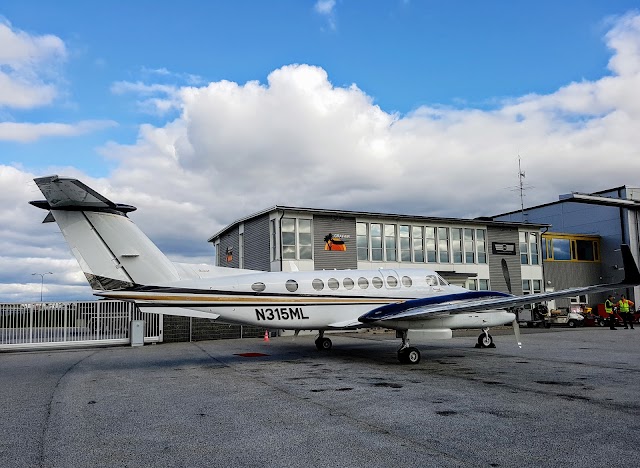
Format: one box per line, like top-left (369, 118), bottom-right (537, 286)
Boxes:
top-left (475, 331), bottom-right (495, 348)
top-left (315, 337), bottom-right (332, 351)
top-left (398, 346), bottom-right (421, 364)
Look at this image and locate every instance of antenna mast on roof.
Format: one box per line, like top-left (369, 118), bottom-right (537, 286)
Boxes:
top-left (518, 155), bottom-right (526, 219)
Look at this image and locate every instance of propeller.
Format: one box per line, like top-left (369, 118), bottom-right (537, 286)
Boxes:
top-left (501, 258), bottom-right (512, 294)
top-left (501, 258), bottom-right (522, 348)
top-left (512, 320), bottom-right (522, 348)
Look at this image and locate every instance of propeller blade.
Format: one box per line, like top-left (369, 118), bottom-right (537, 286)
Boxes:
top-left (501, 258), bottom-right (512, 294)
top-left (512, 320), bottom-right (522, 348)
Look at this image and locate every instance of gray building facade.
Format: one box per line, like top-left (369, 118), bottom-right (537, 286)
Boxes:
top-left (209, 206), bottom-right (547, 295)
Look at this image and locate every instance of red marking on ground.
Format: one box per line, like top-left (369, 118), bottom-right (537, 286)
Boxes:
top-left (234, 352), bottom-right (270, 358)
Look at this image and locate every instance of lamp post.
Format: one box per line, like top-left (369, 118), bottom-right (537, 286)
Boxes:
top-left (32, 272), bottom-right (53, 302)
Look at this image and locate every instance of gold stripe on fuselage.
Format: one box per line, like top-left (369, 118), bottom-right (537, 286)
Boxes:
top-left (103, 293), bottom-right (403, 304)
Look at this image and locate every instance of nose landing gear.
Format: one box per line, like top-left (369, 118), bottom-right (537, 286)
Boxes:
top-left (397, 330), bottom-right (421, 364)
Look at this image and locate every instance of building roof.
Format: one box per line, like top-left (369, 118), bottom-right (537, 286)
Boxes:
top-left (208, 205), bottom-right (549, 242)
top-left (493, 185), bottom-right (640, 218)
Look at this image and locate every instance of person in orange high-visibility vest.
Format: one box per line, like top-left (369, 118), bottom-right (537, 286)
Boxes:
top-left (618, 294), bottom-right (635, 330)
top-left (605, 295), bottom-right (617, 330)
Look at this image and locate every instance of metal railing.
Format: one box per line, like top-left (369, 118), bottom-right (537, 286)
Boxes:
top-left (0, 301), bottom-right (161, 351)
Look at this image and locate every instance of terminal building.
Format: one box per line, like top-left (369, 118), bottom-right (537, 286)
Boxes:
top-left (208, 206), bottom-right (547, 296)
top-left (493, 185), bottom-right (640, 308)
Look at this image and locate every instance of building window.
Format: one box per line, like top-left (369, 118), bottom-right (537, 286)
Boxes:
top-left (298, 219), bottom-right (312, 260)
top-left (464, 229), bottom-right (475, 263)
top-left (438, 227), bottom-right (449, 263)
top-left (270, 219), bottom-right (277, 261)
top-left (385, 224), bottom-right (397, 261)
top-left (530, 232), bottom-right (539, 264)
top-left (281, 217), bottom-right (312, 260)
top-left (412, 226), bottom-right (424, 262)
top-left (425, 227), bottom-right (436, 262)
top-left (400, 225), bottom-right (411, 262)
top-left (520, 231), bottom-right (541, 265)
top-left (451, 228), bottom-right (463, 263)
top-left (476, 229), bottom-right (487, 264)
top-left (282, 218), bottom-right (296, 260)
top-left (519, 232), bottom-right (529, 265)
top-left (542, 235), bottom-right (600, 262)
top-left (356, 222), bottom-right (369, 261)
top-left (371, 223), bottom-right (383, 261)
top-left (468, 279), bottom-right (489, 290)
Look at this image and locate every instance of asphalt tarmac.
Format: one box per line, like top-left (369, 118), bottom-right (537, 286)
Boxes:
top-left (1, 327), bottom-right (639, 468)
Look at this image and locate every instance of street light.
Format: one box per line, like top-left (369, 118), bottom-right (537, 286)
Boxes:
top-left (32, 272), bottom-right (53, 302)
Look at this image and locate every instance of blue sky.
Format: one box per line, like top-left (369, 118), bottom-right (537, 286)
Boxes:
top-left (2, 1), bottom-right (640, 302)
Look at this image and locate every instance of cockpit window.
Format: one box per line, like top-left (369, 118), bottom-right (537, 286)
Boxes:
top-left (437, 274), bottom-right (449, 286)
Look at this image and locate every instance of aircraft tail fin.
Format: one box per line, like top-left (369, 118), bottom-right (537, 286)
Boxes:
top-left (30, 175), bottom-right (180, 290)
top-left (620, 244), bottom-right (640, 286)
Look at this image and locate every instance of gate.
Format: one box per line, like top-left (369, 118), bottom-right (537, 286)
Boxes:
top-left (0, 301), bottom-right (161, 351)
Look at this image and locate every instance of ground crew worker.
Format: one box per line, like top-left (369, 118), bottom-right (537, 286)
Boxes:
top-left (605, 295), bottom-right (617, 330)
top-left (618, 294), bottom-right (635, 330)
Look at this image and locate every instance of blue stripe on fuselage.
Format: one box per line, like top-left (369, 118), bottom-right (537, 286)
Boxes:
top-left (359, 290), bottom-right (512, 322)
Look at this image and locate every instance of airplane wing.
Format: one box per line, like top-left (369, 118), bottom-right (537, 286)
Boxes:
top-left (360, 244), bottom-right (640, 323)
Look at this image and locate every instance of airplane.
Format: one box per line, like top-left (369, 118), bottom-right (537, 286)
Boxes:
top-left (30, 175), bottom-right (640, 364)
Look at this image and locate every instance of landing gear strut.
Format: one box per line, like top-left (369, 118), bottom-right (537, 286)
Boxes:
top-left (397, 330), bottom-right (421, 364)
top-left (475, 328), bottom-right (495, 348)
top-left (315, 330), bottom-right (332, 351)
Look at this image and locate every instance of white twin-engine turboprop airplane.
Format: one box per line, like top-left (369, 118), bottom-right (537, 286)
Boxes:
top-left (31, 176), bottom-right (640, 364)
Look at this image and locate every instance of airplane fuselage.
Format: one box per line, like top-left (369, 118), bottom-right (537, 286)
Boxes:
top-left (99, 267), bottom-right (515, 330)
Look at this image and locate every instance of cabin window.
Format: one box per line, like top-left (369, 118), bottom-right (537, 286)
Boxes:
top-left (252, 282), bottom-right (266, 292)
top-left (358, 277), bottom-right (369, 289)
top-left (372, 277), bottom-right (383, 289)
top-left (343, 278), bottom-right (354, 289)
top-left (328, 278), bottom-right (339, 290)
top-left (402, 276), bottom-right (412, 287)
top-left (312, 279), bottom-right (324, 291)
top-left (386, 276), bottom-right (398, 287)
top-left (286, 280), bottom-right (298, 292)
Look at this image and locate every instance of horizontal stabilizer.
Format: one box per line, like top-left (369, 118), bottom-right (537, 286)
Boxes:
top-left (30, 176), bottom-right (136, 214)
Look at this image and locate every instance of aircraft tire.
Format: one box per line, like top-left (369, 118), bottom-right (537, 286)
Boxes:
top-left (315, 337), bottom-right (332, 351)
top-left (398, 347), bottom-right (421, 364)
top-left (478, 333), bottom-right (494, 348)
